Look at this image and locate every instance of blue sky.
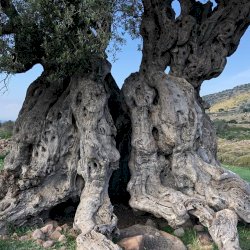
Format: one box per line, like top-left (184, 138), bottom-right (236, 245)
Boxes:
top-left (0, 1), bottom-right (250, 121)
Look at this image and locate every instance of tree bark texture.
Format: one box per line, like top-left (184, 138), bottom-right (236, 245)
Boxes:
top-left (0, 60), bottom-right (130, 249)
top-left (1, 1), bottom-right (250, 249)
top-left (140, 0), bottom-right (250, 87)
top-left (129, 1), bottom-right (250, 247)
top-left (122, 71), bottom-right (250, 250)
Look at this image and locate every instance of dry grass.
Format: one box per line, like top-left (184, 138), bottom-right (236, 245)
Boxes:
top-left (209, 92), bottom-right (250, 113)
top-left (218, 139), bottom-right (250, 167)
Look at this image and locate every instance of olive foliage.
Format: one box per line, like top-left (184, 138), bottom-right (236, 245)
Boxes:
top-left (0, 0), bottom-right (142, 80)
top-left (0, 0), bottom-right (112, 77)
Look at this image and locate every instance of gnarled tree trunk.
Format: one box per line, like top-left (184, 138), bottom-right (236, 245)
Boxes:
top-left (122, 71), bottom-right (250, 249)
top-left (119, 1), bottom-right (250, 248)
top-left (0, 60), bottom-right (129, 249)
top-left (1, 1), bottom-right (250, 249)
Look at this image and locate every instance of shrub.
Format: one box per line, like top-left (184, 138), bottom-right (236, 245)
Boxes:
top-left (0, 120), bottom-right (14, 139)
top-left (213, 119), bottom-right (229, 136)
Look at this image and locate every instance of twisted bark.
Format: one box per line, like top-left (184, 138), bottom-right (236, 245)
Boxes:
top-left (0, 61), bottom-right (127, 249)
top-left (122, 71), bottom-right (250, 249)
top-left (141, 0), bottom-right (250, 87)
top-left (1, 1), bottom-right (250, 250)
top-left (127, 2), bottom-right (250, 248)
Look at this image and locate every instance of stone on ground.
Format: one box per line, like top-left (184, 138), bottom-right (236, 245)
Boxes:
top-left (55, 226), bottom-right (63, 232)
top-left (43, 240), bottom-right (54, 248)
top-left (173, 228), bottom-right (185, 237)
top-left (50, 230), bottom-right (62, 240)
top-left (32, 229), bottom-right (45, 240)
top-left (19, 235), bottom-right (29, 241)
top-left (145, 219), bottom-right (158, 228)
top-left (117, 235), bottom-right (143, 250)
top-left (117, 224), bottom-right (186, 250)
top-left (58, 234), bottom-right (67, 242)
top-left (61, 224), bottom-right (70, 232)
top-left (41, 223), bottom-right (54, 234)
top-left (36, 239), bottom-right (44, 246)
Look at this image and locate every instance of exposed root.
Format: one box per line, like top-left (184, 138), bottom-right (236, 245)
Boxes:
top-left (209, 209), bottom-right (240, 250)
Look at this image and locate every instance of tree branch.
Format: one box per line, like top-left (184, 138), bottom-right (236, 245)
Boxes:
top-left (178, 0), bottom-right (194, 16)
top-left (0, 73), bottom-right (10, 94)
top-left (140, 0), bottom-right (250, 87)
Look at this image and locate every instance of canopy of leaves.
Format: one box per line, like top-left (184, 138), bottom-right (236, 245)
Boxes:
top-left (0, 0), bottom-right (119, 78)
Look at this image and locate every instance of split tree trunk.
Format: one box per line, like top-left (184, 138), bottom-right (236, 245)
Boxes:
top-left (0, 60), bottom-right (129, 249)
top-left (122, 71), bottom-right (250, 250)
top-left (0, 65), bottom-right (249, 250)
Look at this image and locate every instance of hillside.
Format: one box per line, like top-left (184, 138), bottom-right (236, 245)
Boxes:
top-left (203, 83), bottom-right (250, 107)
top-left (203, 83), bottom-right (250, 123)
top-left (203, 83), bottom-right (250, 168)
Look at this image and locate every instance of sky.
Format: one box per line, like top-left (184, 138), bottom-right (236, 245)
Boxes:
top-left (0, 0), bottom-right (250, 121)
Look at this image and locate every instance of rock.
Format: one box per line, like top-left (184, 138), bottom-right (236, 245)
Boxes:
top-left (45, 220), bottom-right (58, 228)
top-left (32, 229), bottom-right (45, 240)
top-left (59, 247), bottom-right (67, 250)
top-left (43, 240), bottom-right (54, 248)
top-left (12, 232), bottom-right (18, 238)
top-left (61, 223), bottom-right (70, 232)
top-left (69, 228), bottom-right (78, 238)
top-left (173, 227), bottom-right (185, 237)
top-left (117, 235), bottom-right (143, 250)
top-left (41, 223), bottom-right (54, 234)
top-left (198, 232), bottom-right (213, 246)
top-left (58, 234), bottom-right (67, 242)
top-left (160, 231), bottom-right (187, 250)
top-left (117, 224), bottom-right (186, 250)
top-left (145, 219), bottom-right (158, 228)
top-left (19, 235), bottom-right (29, 241)
top-left (50, 230), bottom-right (62, 240)
top-left (36, 239), bottom-right (44, 246)
top-left (0, 235), bottom-right (8, 240)
top-left (55, 226), bottom-right (63, 232)
top-left (194, 224), bottom-right (205, 232)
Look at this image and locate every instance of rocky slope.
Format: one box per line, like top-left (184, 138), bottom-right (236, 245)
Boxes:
top-left (203, 83), bottom-right (250, 168)
top-left (203, 83), bottom-right (250, 107)
top-left (203, 83), bottom-right (250, 123)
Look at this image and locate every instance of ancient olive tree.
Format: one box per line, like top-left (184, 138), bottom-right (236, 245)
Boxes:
top-left (0, 0), bottom-right (250, 249)
top-left (0, 0), bottom-right (130, 249)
